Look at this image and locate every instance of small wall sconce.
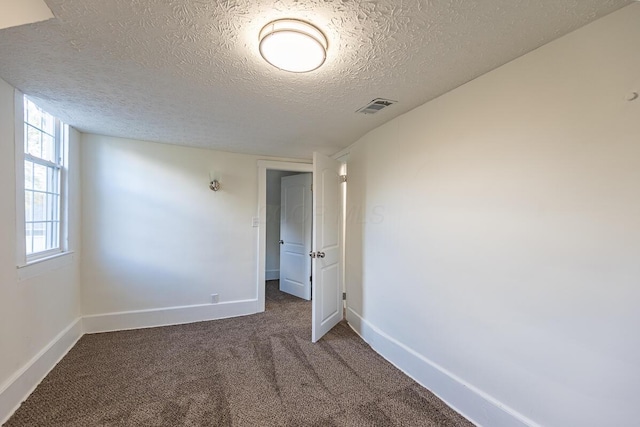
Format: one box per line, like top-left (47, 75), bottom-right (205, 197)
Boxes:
top-left (209, 171), bottom-right (221, 192)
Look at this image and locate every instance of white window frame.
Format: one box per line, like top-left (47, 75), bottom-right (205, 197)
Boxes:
top-left (15, 91), bottom-right (70, 267)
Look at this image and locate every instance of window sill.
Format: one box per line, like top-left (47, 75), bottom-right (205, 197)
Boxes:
top-left (17, 251), bottom-right (76, 281)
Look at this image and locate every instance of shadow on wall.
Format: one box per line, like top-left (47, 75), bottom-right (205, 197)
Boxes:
top-left (82, 136), bottom-right (258, 313)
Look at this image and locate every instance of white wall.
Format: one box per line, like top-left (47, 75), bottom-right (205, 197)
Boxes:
top-left (80, 134), bottom-right (300, 324)
top-left (0, 78), bottom-right (82, 421)
top-left (345, 5), bottom-right (640, 427)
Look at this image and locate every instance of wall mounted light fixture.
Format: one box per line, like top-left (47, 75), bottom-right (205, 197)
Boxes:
top-left (259, 19), bottom-right (328, 73)
top-left (209, 171), bottom-right (221, 191)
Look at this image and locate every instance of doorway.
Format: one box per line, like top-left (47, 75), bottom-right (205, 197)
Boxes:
top-left (256, 155), bottom-right (345, 342)
top-left (266, 171), bottom-right (312, 300)
top-left (256, 160), bottom-right (313, 313)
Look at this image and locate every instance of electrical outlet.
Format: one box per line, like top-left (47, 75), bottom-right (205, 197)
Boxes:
top-left (252, 217), bottom-right (260, 227)
top-left (211, 293), bottom-right (219, 304)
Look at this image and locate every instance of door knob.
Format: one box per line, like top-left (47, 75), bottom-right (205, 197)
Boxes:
top-left (317, 252), bottom-right (326, 258)
top-left (279, 240), bottom-right (284, 245)
top-left (309, 251), bottom-right (316, 258)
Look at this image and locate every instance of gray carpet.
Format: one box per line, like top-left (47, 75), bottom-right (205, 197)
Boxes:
top-left (5, 281), bottom-right (474, 426)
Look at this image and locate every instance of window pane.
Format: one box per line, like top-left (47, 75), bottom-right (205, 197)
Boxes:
top-left (23, 96), bottom-right (64, 257)
top-left (42, 112), bottom-right (55, 136)
top-left (51, 221), bottom-right (60, 250)
top-left (46, 166), bottom-right (55, 193)
top-left (46, 193), bottom-right (60, 223)
top-left (25, 191), bottom-right (33, 222)
top-left (25, 223), bottom-right (33, 255)
top-left (54, 194), bottom-right (60, 222)
top-left (26, 125), bottom-right (42, 157)
top-left (41, 133), bottom-right (56, 163)
top-left (24, 160), bottom-right (34, 190)
top-left (33, 192), bottom-right (46, 222)
top-left (26, 99), bottom-right (42, 128)
top-left (32, 222), bottom-right (45, 253)
top-left (33, 163), bottom-right (47, 191)
top-left (46, 193), bottom-right (53, 221)
top-left (47, 221), bottom-right (53, 250)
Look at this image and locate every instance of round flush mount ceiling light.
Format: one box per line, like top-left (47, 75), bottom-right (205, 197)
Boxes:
top-left (259, 19), bottom-right (328, 73)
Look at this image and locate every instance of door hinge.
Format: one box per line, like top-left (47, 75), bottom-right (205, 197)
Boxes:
top-left (340, 175), bottom-right (347, 183)
top-left (342, 292), bottom-right (346, 300)
top-left (310, 275), bottom-right (312, 283)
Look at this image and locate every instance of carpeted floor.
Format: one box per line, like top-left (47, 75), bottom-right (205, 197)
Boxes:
top-left (5, 281), bottom-right (474, 426)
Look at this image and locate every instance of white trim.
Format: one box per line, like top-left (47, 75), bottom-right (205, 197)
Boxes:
top-left (14, 90), bottom-right (26, 267)
top-left (23, 153), bottom-right (59, 169)
top-left (17, 251), bottom-right (75, 281)
top-left (265, 269), bottom-right (280, 281)
top-left (25, 247), bottom-right (63, 264)
top-left (15, 92), bottom-right (70, 266)
top-left (59, 122), bottom-right (70, 253)
top-left (346, 308), bottom-right (540, 427)
top-left (256, 160), bottom-right (312, 312)
top-left (82, 299), bottom-right (258, 334)
top-left (332, 147), bottom-right (350, 162)
top-left (0, 318), bottom-right (83, 425)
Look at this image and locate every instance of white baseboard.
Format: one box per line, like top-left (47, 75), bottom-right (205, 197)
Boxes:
top-left (346, 308), bottom-right (539, 427)
top-left (0, 318), bottom-right (83, 425)
top-left (265, 269), bottom-right (279, 281)
top-left (83, 299), bottom-right (258, 334)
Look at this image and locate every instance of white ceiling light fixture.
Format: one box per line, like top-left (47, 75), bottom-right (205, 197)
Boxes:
top-left (259, 19), bottom-right (328, 73)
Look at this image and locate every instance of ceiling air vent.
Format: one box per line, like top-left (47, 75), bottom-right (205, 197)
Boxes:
top-left (356, 98), bottom-right (397, 114)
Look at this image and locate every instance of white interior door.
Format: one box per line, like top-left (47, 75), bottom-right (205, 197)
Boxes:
top-left (312, 152), bottom-right (343, 342)
top-left (279, 173), bottom-right (312, 300)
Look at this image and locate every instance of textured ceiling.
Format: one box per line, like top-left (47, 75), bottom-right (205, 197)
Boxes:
top-left (0, 0), bottom-right (631, 158)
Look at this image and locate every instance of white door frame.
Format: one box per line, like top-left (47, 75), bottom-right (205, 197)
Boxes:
top-left (256, 160), bottom-right (313, 312)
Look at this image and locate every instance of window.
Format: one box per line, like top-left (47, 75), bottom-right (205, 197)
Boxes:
top-left (21, 96), bottom-right (67, 260)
